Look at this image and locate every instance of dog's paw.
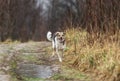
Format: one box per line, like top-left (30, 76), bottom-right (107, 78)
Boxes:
top-left (59, 58), bottom-right (62, 62)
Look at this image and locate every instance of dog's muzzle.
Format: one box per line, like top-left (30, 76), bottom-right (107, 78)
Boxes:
top-left (59, 38), bottom-right (65, 43)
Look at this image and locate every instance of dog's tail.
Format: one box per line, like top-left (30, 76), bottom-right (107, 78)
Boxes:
top-left (47, 31), bottom-right (52, 41)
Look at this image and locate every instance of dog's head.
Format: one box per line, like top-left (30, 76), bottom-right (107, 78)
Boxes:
top-left (55, 32), bottom-right (65, 42)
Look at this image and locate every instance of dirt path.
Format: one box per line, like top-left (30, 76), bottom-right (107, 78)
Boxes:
top-left (0, 41), bottom-right (90, 81)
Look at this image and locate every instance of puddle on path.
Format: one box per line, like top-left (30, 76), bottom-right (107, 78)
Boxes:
top-left (16, 63), bottom-right (60, 79)
top-left (0, 75), bottom-right (11, 81)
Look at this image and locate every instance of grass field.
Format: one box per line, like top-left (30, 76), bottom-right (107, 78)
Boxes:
top-left (0, 28), bottom-right (119, 81)
top-left (64, 28), bottom-right (120, 81)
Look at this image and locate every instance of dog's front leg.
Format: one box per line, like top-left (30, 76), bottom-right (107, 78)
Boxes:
top-left (56, 49), bottom-right (62, 62)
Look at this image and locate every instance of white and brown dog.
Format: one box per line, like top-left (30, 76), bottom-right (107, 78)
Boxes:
top-left (47, 31), bottom-right (66, 62)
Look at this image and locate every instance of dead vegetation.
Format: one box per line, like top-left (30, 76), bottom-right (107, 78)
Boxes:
top-left (65, 28), bottom-right (120, 81)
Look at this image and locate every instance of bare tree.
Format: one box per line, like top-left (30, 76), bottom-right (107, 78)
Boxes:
top-left (0, 0), bottom-right (119, 41)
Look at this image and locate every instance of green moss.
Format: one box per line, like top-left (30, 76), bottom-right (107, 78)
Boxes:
top-left (22, 77), bottom-right (46, 81)
top-left (51, 66), bottom-right (90, 81)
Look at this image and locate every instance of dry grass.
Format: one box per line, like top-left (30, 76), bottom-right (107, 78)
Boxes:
top-left (64, 28), bottom-right (120, 81)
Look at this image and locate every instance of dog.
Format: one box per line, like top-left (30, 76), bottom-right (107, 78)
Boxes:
top-left (47, 31), bottom-right (66, 62)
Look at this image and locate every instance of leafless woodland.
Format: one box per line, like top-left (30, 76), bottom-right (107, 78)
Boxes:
top-left (0, 0), bottom-right (120, 42)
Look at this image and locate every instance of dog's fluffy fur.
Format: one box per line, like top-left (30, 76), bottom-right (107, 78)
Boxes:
top-left (47, 31), bottom-right (66, 62)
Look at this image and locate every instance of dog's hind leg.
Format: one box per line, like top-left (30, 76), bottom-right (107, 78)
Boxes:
top-left (51, 48), bottom-right (55, 57)
top-left (51, 41), bottom-right (56, 57)
top-left (61, 49), bottom-right (64, 59)
top-left (56, 49), bottom-right (62, 62)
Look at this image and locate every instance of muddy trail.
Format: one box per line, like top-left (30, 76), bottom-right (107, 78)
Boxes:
top-left (0, 41), bottom-right (91, 81)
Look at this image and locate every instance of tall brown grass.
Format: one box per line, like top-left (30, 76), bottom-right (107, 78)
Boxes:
top-left (65, 28), bottom-right (120, 81)
top-left (64, 1), bottom-right (120, 80)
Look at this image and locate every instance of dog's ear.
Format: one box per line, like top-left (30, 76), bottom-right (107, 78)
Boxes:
top-left (63, 32), bottom-right (66, 35)
top-left (55, 32), bottom-right (59, 36)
